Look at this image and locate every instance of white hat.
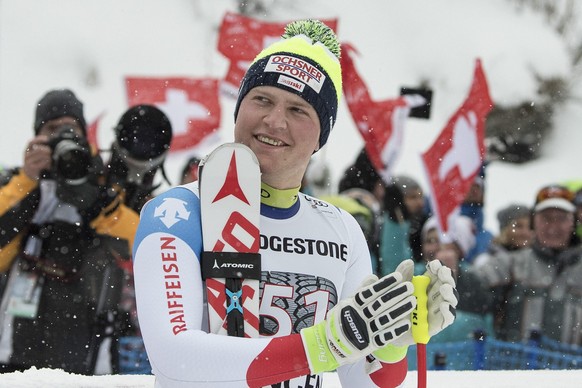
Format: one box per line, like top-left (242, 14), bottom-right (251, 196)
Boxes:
top-left (534, 198), bottom-right (575, 213)
top-left (445, 215), bottom-right (476, 256)
top-left (421, 215), bottom-right (476, 256)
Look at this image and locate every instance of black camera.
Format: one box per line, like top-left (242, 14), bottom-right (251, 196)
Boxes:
top-left (47, 125), bottom-right (93, 185)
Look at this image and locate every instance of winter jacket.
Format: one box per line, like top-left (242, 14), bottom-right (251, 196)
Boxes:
top-left (432, 267), bottom-right (494, 343)
top-left (0, 166), bottom-right (139, 374)
top-left (471, 242), bottom-right (582, 344)
top-left (460, 204), bottom-right (493, 263)
top-left (379, 215), bottom-right (413, 276)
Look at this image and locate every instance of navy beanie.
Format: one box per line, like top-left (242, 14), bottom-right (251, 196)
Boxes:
top-left (233, 20), bottom-right (342, 150)
top-left (34, 89), bottom-right (86, 134)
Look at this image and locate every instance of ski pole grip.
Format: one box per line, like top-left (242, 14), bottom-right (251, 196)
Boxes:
top-left (412, 275), bottom-right (430, 345)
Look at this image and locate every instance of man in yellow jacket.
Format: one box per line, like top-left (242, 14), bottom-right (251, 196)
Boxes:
top-left (0, 89), bottom-right (138, 374)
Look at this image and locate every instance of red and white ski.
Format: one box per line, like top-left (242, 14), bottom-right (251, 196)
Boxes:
top-left (199, 143), bottom-right (261, 338)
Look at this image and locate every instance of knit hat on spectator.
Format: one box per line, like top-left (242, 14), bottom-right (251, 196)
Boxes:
top-left (421, 215), bottom-right (476, 257)
top-left (338, 149), bottom-right (381, 194)
top-left (391, 175), bottom-right (422, 195)
top-left (234, 19), bottom-right (342, 150)
top-left (497, 204), bottom-right (531, 230)
top-left (533, 185), bottom-right (575, 213)
top-left (34, 89), bottom-right (86, 135)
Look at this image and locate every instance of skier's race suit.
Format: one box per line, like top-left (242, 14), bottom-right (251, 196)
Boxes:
top-left (133, 182), bottom-right (407, 388)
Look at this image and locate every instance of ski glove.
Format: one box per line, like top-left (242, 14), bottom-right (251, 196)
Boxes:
top-left (300, 261), bottom-right (417, 374)
top-left (391, 259), bottom-right (458, 347)
top-left (370, 259), bottom-right (415, 366)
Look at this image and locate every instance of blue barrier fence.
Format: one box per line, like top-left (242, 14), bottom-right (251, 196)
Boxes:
top-left (118, 336), bottom-right (152, 375)
top-left (407, 335), bottom-right (582, 371)
top-left (118, 334), bottom-right (582, 374)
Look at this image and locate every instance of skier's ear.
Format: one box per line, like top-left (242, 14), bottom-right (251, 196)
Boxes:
top-left (313, 131), bottom-right (321, 153)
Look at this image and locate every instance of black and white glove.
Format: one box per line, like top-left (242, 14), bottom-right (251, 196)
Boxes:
top-left (300, 260), bottom-right (417, 373)
top-left (390, 259), bottom-right (458, 347)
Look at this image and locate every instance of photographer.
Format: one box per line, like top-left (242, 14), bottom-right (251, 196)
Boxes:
top-left (104, 105), bottom-right (172, 345)
top-left (105, 104), bottom-right (173, 213)
top-left (0, 89), bottom-right (139, 374)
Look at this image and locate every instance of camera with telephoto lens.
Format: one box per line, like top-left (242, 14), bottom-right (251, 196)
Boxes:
top-left (47, 125), bottom-right (93, 185)
top-left (106, 105), bottom-right (173, 212)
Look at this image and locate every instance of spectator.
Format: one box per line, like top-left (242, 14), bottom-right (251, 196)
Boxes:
top-left (391, 175), bottom-right (430, 263)
top-left (419, 218), bottom-right (440, 263)
top-left (471, 184), bottom-right (582, 344)
top-left (496, 204), bottom-right (533, 249)
top-left (562, 180), bottom-right (582, 242)
top-left (380, 175), bottom-right (429, 276)
top-left (104, 105), bottom-right (174, 362)
top-left (338, 148), bottom-right (385, 205)
top-left (132, 20), bottom-right (457, 387)
top-left (339, 153), bottom-right (429, 277)
top-left (338, 154), bottom-right (422, 278)
top-left (338, 148), bottom-right (386, 274)
top-left (460, 166), bottom-right (494, 263)
top-left (0, 89), bottom-right (139, 374)
top-left (179, 156), bottom-right (201, 185)
top-left (379, 182), bottom-right (411, 276)
top-left (339, 149), bottom-right (418, 276)
top-left (420, 216), bottom-right (494, 343)
top-left (420, 215), bottom-right (476, 275)
top-left (341, 187), bottom-right (383, 264)
top-left (473, 204), bottom-right (532, 269)
top-left (323, 188), bottom-right (382, 270)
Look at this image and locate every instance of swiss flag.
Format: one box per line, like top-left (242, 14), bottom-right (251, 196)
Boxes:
top-left (125, 77), bottom-right (221, 152)
top-left (341, 43), bottom-right (425, 183)
top-left (217, 12), bottom-right (338, 94)
top-left (421, 59), bottom-right (493, 233)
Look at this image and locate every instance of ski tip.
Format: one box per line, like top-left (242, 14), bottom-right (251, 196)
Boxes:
top-left (200, 142), bottom-right (260, 168)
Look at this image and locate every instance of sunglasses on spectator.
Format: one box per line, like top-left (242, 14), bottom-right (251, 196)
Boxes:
top-left (535, 185), bottom-right (574, 204)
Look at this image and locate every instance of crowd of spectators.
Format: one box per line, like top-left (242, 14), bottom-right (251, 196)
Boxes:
top-left (329, 147), bottom-right (582, 349)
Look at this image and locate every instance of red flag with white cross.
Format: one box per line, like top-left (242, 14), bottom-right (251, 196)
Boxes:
top-left (125, 77), bottom-right (221, 152)
top-left (421, 59), bottom-right (493, 233)
top-left (341, 43), bottom-right (425, 184)
top-left (217, 12), bottom-right (338, 95)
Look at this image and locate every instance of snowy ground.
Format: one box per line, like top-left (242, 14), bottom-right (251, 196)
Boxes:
top-left (1, 368), bottom-right (582, 387)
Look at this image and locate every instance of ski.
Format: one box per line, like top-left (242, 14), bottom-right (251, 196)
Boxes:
top-left (199, 143), bottom-right (261, 338)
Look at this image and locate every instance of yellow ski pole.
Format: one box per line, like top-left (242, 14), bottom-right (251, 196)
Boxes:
top-left (412, 275), bottom-right (430, 388)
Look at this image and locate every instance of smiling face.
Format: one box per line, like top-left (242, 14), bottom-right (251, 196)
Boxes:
top-left (234, 86), bottom-right (321, 189)
top-left (533, 208), bottom-right (575, 249)
top-left (501, 216), bottom-right (533, 249)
